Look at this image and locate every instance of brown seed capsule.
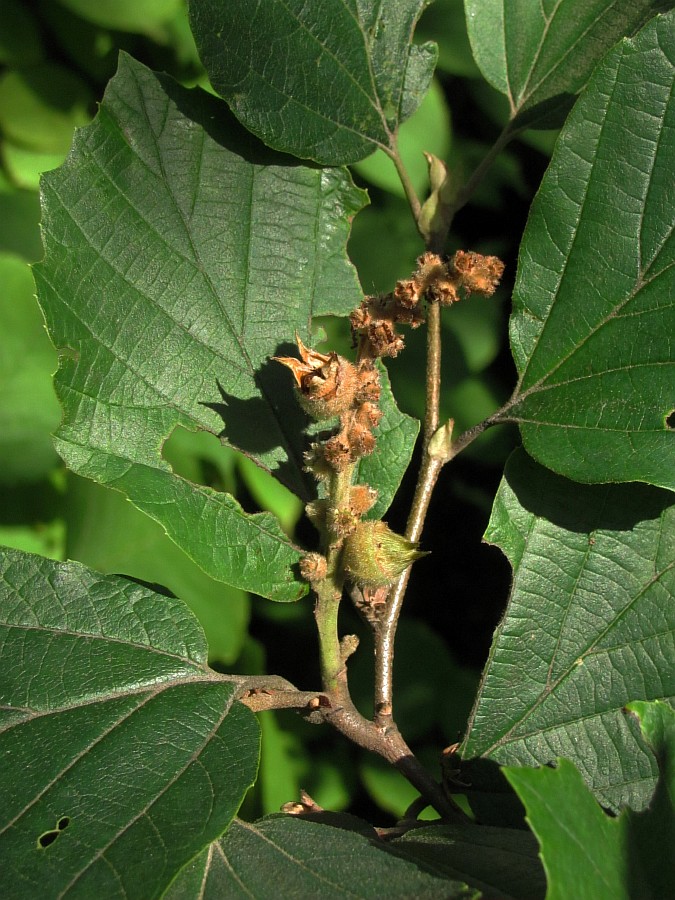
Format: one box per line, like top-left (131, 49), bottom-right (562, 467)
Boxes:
top-left (451, 250), bottom-right (505, 296)
top-left (274, 335), bottom-right (357, 421)
top-left (342, 520), bottom-right (429, 588)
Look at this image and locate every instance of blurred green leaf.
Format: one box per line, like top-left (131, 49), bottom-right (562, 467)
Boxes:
top-left (1, 141), bottom-right (67, 191)
top-left (465, 0), bottom-right (665, 128)
top-left (0, 185), bottom-right (42, 261)
top-left (444, 291), bottom-right (501, 374)
top-left (166, 816), bottom-right (474, 898)
top-left (353, 79), bottom-right (451, 199)
top-left (360, 754), bottom-right (422, 818)
top-left (505, 12), bottom-right (675, 489)
top-left (0, 0), bottom-right (43, 66)
top-left (57, 0), bottom-right (182, 34)
top-left (0, 64), bottom-right (92, 154)
top-left (189, 0), bottom-right (438, 164)
top-left (35, 55), bottom-right (367, 600)
top-left (417, 0), bottom-right (480, 77)
top-left (505, 701), bottom-right (674, 900)
top-left (65, 474), bottom-right (250, 665)
top-left (463, 449), bottom-right (675, 811)
top-left (0, 520), bottom-right (64, 560)
top-left (0, 547), bottom-right (260, 898)
top-left (236, 455), bottom-right (303, 536)
top-left (348, 195), bottom-right (423, 294)
top-left (0, 254), bottom-right (60, 483)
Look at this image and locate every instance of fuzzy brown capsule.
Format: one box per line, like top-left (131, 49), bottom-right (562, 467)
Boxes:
top-left (342, 520), bottom-right (428, 588)
top-left (274, 335), bottom-right (357, 421)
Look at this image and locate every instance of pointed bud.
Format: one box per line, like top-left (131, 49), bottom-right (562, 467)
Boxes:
top-left (342, 520), bottom-right (429, 588)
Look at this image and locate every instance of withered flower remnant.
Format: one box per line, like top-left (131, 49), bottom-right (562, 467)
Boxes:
top-left (274, 334), bottom-right (357, 421)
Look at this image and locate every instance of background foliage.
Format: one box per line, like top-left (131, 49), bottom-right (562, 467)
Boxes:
top-left (0, 1), bottom-right (673, 897)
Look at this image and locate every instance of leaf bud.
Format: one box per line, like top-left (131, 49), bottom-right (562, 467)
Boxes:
top-left (342, 520), bottom-right (429, 588)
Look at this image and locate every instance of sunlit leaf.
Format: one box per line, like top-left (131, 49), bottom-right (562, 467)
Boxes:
top-left (35, 54), bottom-right (367, 600)
top-left (463, 449), bottom-right (674, 811)
top-left (503, 11), bottom-right (675, 489)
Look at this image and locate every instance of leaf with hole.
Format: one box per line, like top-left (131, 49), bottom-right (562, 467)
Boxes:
top-left (0, 548), bottom-right (259, 899)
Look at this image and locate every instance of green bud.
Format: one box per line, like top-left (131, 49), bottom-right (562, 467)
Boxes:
top-left (342, 520), bottom-right (429, 588)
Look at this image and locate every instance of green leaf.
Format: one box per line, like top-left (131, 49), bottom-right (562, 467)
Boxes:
top-left (0, 548), bottom-right (260, 899)
top-left (355, 361), bottom-right (419, 519)
top-left (1, 140), bottom-right (68, 191)
top-left (0, 64), bottom-right (92, 155)
top-left (465, 0), bottom-right (665, 127)
top-left (394, 822), bottom-right (546, 900)
top-left (57, 0), bottom-right (182, 34)
top-left (188, 0), bottom-right (438, 164)
top-left (505, 701), bottom-right (675, 900)
top-left (417, 0), bottom-right (481, 78)
top-left (165, 816), bottom-right (475, 898)
top-left (462, 449), bottom-right (675, 811)
top-left (503, 12), bottom-right (675, 490)
top-left (65, 475), bottom-right (250, 665)
top-left (0, 254), bottom-right (61, 483)
top-left (35, 54), bottom-right (366, 601)
top-left (0, 0), bottom-right (43, 67)
top-left (352, 78), bottom-right (452, 199)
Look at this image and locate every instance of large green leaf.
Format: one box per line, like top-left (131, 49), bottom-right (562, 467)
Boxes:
top-left (462, 449), bottom-right (674, 811)
top-left (164, 816), bottom-right (474, 899)
top-left (0, 548), bottom-right (260, 899)
top-left (35, 54), bottom-right (367, 601)
top-left (503, 11), bottom-right (675, 490)
top-left (188, 0), bottom-right (438, 165)
top-left (464, 0), bottom-right (666, 127)
top-left (505, 701), bottom-right (674, 900)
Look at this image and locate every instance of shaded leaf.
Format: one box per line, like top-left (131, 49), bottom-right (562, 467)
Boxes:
top-left (505, 701), bottom-right (675, 900)
top-left (35, 54), bottom-right (366, 600)
top-left (165, 816), bottom-right (475, 899)
top-left (189, 0), bottom-right (437, 164)
top-left (0, 548), bottom-right (259, 899)
top-left (355, 361), bottom-right (419, 519)
top-left (462, 449), bottom-right (674, 811)
top-left (394, 822), bottom-right (546, 900)
top-left (465, 0), bottom-right (666, 127)
top-left (503, 11), bottom-right (675, 489)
